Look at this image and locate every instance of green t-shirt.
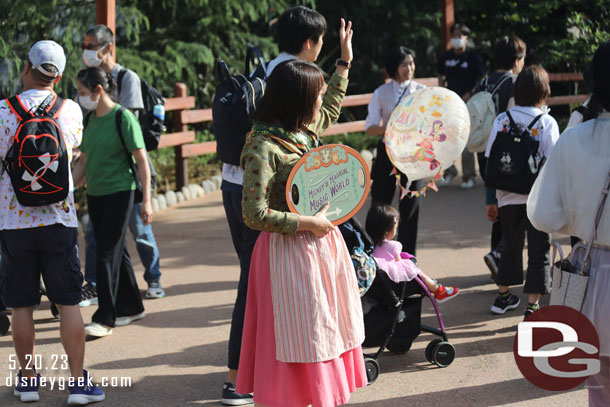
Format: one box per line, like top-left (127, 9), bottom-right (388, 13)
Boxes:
top-left (81, 105), bottom-right (145, 196)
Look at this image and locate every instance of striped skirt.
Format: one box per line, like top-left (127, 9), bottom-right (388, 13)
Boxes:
top-left (236, 230), bottom-right (367, 407)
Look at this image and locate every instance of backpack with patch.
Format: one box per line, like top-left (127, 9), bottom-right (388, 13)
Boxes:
top-left (338, 217), bottom-right (377, 297)
top-left (1, 94), bottom-right (69, 206)
top-left (117, 69), bottom-right (165, 151)
top-left (485, 111), bottom-right (545, 195)
top-left (465, 74), bottom-right (513, 153)
top-left (212, 47), bottom-right (267, 166)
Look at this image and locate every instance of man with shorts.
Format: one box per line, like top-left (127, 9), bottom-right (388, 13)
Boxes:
top-left (0, 40), bottom-right (104, 405)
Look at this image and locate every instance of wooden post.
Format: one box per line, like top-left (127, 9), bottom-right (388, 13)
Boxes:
top-left (96, 0), bottom-right (116, 62)
top-left (174, 83), bottom-right (189, 189)
top-left (440, 0), bottom-right (454, 51)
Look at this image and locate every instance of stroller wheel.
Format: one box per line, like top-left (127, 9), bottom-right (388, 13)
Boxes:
top-left (431, 341), bottom-right (455, 367)
top-left (0, 313), bottom-right (10, 336)
top-left (364, 357), bottom-right (380, 384)
top-left (50, 304), bottom-right (60, 319)
top-left (425, 339), bottom-right (443, 364)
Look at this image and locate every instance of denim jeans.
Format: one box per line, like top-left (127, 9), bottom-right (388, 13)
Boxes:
top-left (85, 202), bottom-right (161, 286)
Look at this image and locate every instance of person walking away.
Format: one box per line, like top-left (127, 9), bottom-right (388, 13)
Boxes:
top-left (484, 66), bottom-right (560, 318)
top-left (0, 40), bottom-right (105, 405)
top-left (480, 35), bottom-right (526, 280)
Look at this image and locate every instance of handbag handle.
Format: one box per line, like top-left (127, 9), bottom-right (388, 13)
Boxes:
top-left (581, 169), bottom-right (610, 273)
top-left (551, 242), bottom-right (565, 287)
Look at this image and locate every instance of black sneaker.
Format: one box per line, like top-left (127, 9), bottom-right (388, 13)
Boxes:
top-left (490, 292), bottom-right (520, 314)
top-left (524, 304), bottom-right (540, 320)
top-left (221, 382), bottom-right (253, 406)
top-left (483, 251), bottom-right (500, 282)
top-left (79, 284), bottom-right (98, 307)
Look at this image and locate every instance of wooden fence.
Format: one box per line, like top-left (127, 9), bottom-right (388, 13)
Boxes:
top-left (161, 73), bottom-right (587, 189)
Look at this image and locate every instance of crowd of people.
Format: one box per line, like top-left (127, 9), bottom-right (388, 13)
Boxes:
top-left (0, 4), bottom-right (608, 407)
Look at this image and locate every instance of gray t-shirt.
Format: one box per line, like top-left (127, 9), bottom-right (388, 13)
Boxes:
top-left (111, 63), bottom-right (144, 110)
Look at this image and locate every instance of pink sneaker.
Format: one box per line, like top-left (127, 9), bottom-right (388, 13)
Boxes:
top-left (433, 286), bottom-right (459, 303)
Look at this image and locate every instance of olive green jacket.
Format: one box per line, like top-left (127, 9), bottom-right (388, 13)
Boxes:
top-left (240, 73), bottom-right (348, 235)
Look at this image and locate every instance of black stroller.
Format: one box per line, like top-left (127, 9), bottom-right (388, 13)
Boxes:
top-left (339, 218), bottom-right (456, 384)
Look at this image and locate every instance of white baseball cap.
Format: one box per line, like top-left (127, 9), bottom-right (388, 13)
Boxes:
top-left (28, 40), bottom-right (66, 78)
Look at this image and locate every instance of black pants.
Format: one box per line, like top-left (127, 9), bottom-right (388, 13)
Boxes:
top-left (477, 152), bottom-right (504, 253)
top-left (87, 190), bottom-right (144, 327)
top-left (222, 186), bottom-right (260, 370)
top-left (371, 139), bottom-right (420, 255)
top-left (497, 204), bottom-right (551, 294)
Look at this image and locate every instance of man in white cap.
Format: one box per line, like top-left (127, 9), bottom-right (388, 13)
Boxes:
top-left (0, 40), bottom-right (105, 405)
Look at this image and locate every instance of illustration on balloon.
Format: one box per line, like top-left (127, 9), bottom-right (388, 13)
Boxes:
top-left (385, 87), bottom-right (470, 197)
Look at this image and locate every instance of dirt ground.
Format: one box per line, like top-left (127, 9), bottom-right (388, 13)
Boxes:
top-left (0, 175), bottom-right (587, 406)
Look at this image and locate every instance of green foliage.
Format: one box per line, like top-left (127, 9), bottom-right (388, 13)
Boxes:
top-left (2, 0), bottom-right (608, 189)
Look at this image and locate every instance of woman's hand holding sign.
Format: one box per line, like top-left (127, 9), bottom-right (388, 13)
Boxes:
top-left (298, 203), bottom-right (335, 237)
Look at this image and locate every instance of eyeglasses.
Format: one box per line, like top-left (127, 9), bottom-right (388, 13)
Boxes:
top-left (81, 42), bottom-right (106, 51)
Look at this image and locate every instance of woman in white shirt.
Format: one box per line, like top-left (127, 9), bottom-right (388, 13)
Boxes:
top-left (528, 42), bottom-right (610, 406)
top-left (365, 46), bottom-right (426, 255)
top-left (484, 66), bottom-right (560, 317)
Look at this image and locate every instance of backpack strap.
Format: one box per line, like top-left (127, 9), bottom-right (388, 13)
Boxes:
top-left (114, 107), bottom-right (140, 187)
top-left (527, 113), bottom-right (545, 130)
top-left (46, 95), bottom-right (65, 119)
top-left (5, 96), bottom-right (31, 122)
top-left (490, 73), bottom-right (513, 96)
top-left (83, 111), bottom-right (93, 128)
top-left (505, 110), bottom-right (518, 129)
top-left (117, 69), bottom-right (127, 97)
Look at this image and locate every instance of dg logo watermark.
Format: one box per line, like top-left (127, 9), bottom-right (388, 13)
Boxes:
top-left (513, 305), bottom-right (600, 391)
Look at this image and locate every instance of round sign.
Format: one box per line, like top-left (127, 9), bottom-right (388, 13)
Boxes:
top-left (385, 87), bottom-right (470, 182)
top-left (286, 144), bottom-right (370, 226)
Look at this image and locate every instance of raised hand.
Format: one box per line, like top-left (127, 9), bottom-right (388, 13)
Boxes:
top-left (339, 18), bottom-right (353, 63)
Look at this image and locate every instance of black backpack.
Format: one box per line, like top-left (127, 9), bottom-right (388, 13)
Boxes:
top-left (117, 69), bottom-right (165, 151)
top-left (1, 94), bottom-right (70, 206)
top-left (212, 47), bottom-right (267, 166)
top-left (485, 111), bottom-right (545, 195)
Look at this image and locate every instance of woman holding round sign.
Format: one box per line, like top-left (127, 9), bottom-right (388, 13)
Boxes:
top-left (365, 46), bottom-right (426, 255)
top-left (236, 19), bottom-right (367, 407)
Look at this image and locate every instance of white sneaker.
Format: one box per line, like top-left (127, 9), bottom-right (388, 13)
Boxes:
top-left (460, 179), bottom-right (475, 189)
top-left (145, 282), bottom-right (166, 299)
top-left (84, 322), bottom-right (113, 337)
top-left (437, 173), bottom-right (455, 187)
top-left (115, 311), bottom-right (146, 327)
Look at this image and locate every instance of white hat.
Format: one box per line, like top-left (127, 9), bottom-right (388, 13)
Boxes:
top-left (28, 40), bottom-right (66, 78)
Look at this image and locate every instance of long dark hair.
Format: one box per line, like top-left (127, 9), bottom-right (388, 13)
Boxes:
top-left (77, 67), bottom-right (115, 94)
top-left (588, 41), bottom-right (610, 120)
top-left (254, 60), bottom-right (324, 132)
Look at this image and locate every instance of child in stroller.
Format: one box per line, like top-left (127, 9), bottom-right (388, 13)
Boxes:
top-left (365, 203), bottom-right (459, 302)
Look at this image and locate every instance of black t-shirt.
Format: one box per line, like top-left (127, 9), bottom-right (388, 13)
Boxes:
top-left (479, 71), bottom-right (515, 114)
top-left (437, 48), bottom-right (486, 97)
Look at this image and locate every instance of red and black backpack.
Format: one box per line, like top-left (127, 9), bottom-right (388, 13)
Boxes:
top-left (1, 94), bottom-right (70, 206)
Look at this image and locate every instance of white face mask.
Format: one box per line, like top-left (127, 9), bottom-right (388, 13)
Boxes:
top-left (450, 38), bottom-right (466, 49)
top-left (82, 44), bottom-right (107, 67)
top-left (78, 94), bottom-right (99, 111)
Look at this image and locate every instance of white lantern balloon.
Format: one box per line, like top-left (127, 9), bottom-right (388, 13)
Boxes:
top-left (384, 87), bottom-right (470, 182)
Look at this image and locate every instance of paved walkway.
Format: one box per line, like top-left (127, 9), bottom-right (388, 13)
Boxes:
top-left (0, 180), bottom-right (587, 406)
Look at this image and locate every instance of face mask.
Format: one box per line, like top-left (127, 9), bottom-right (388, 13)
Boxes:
top-left (82, 44), bottom-right (107, 67)
top-left (78, 94), bottom-right (99, 111)
top-left (450, 38), bottom-right (466, 49)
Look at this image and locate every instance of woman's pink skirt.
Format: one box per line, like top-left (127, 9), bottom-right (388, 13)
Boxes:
top-left (236, 231), bottom-right (367, 407)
